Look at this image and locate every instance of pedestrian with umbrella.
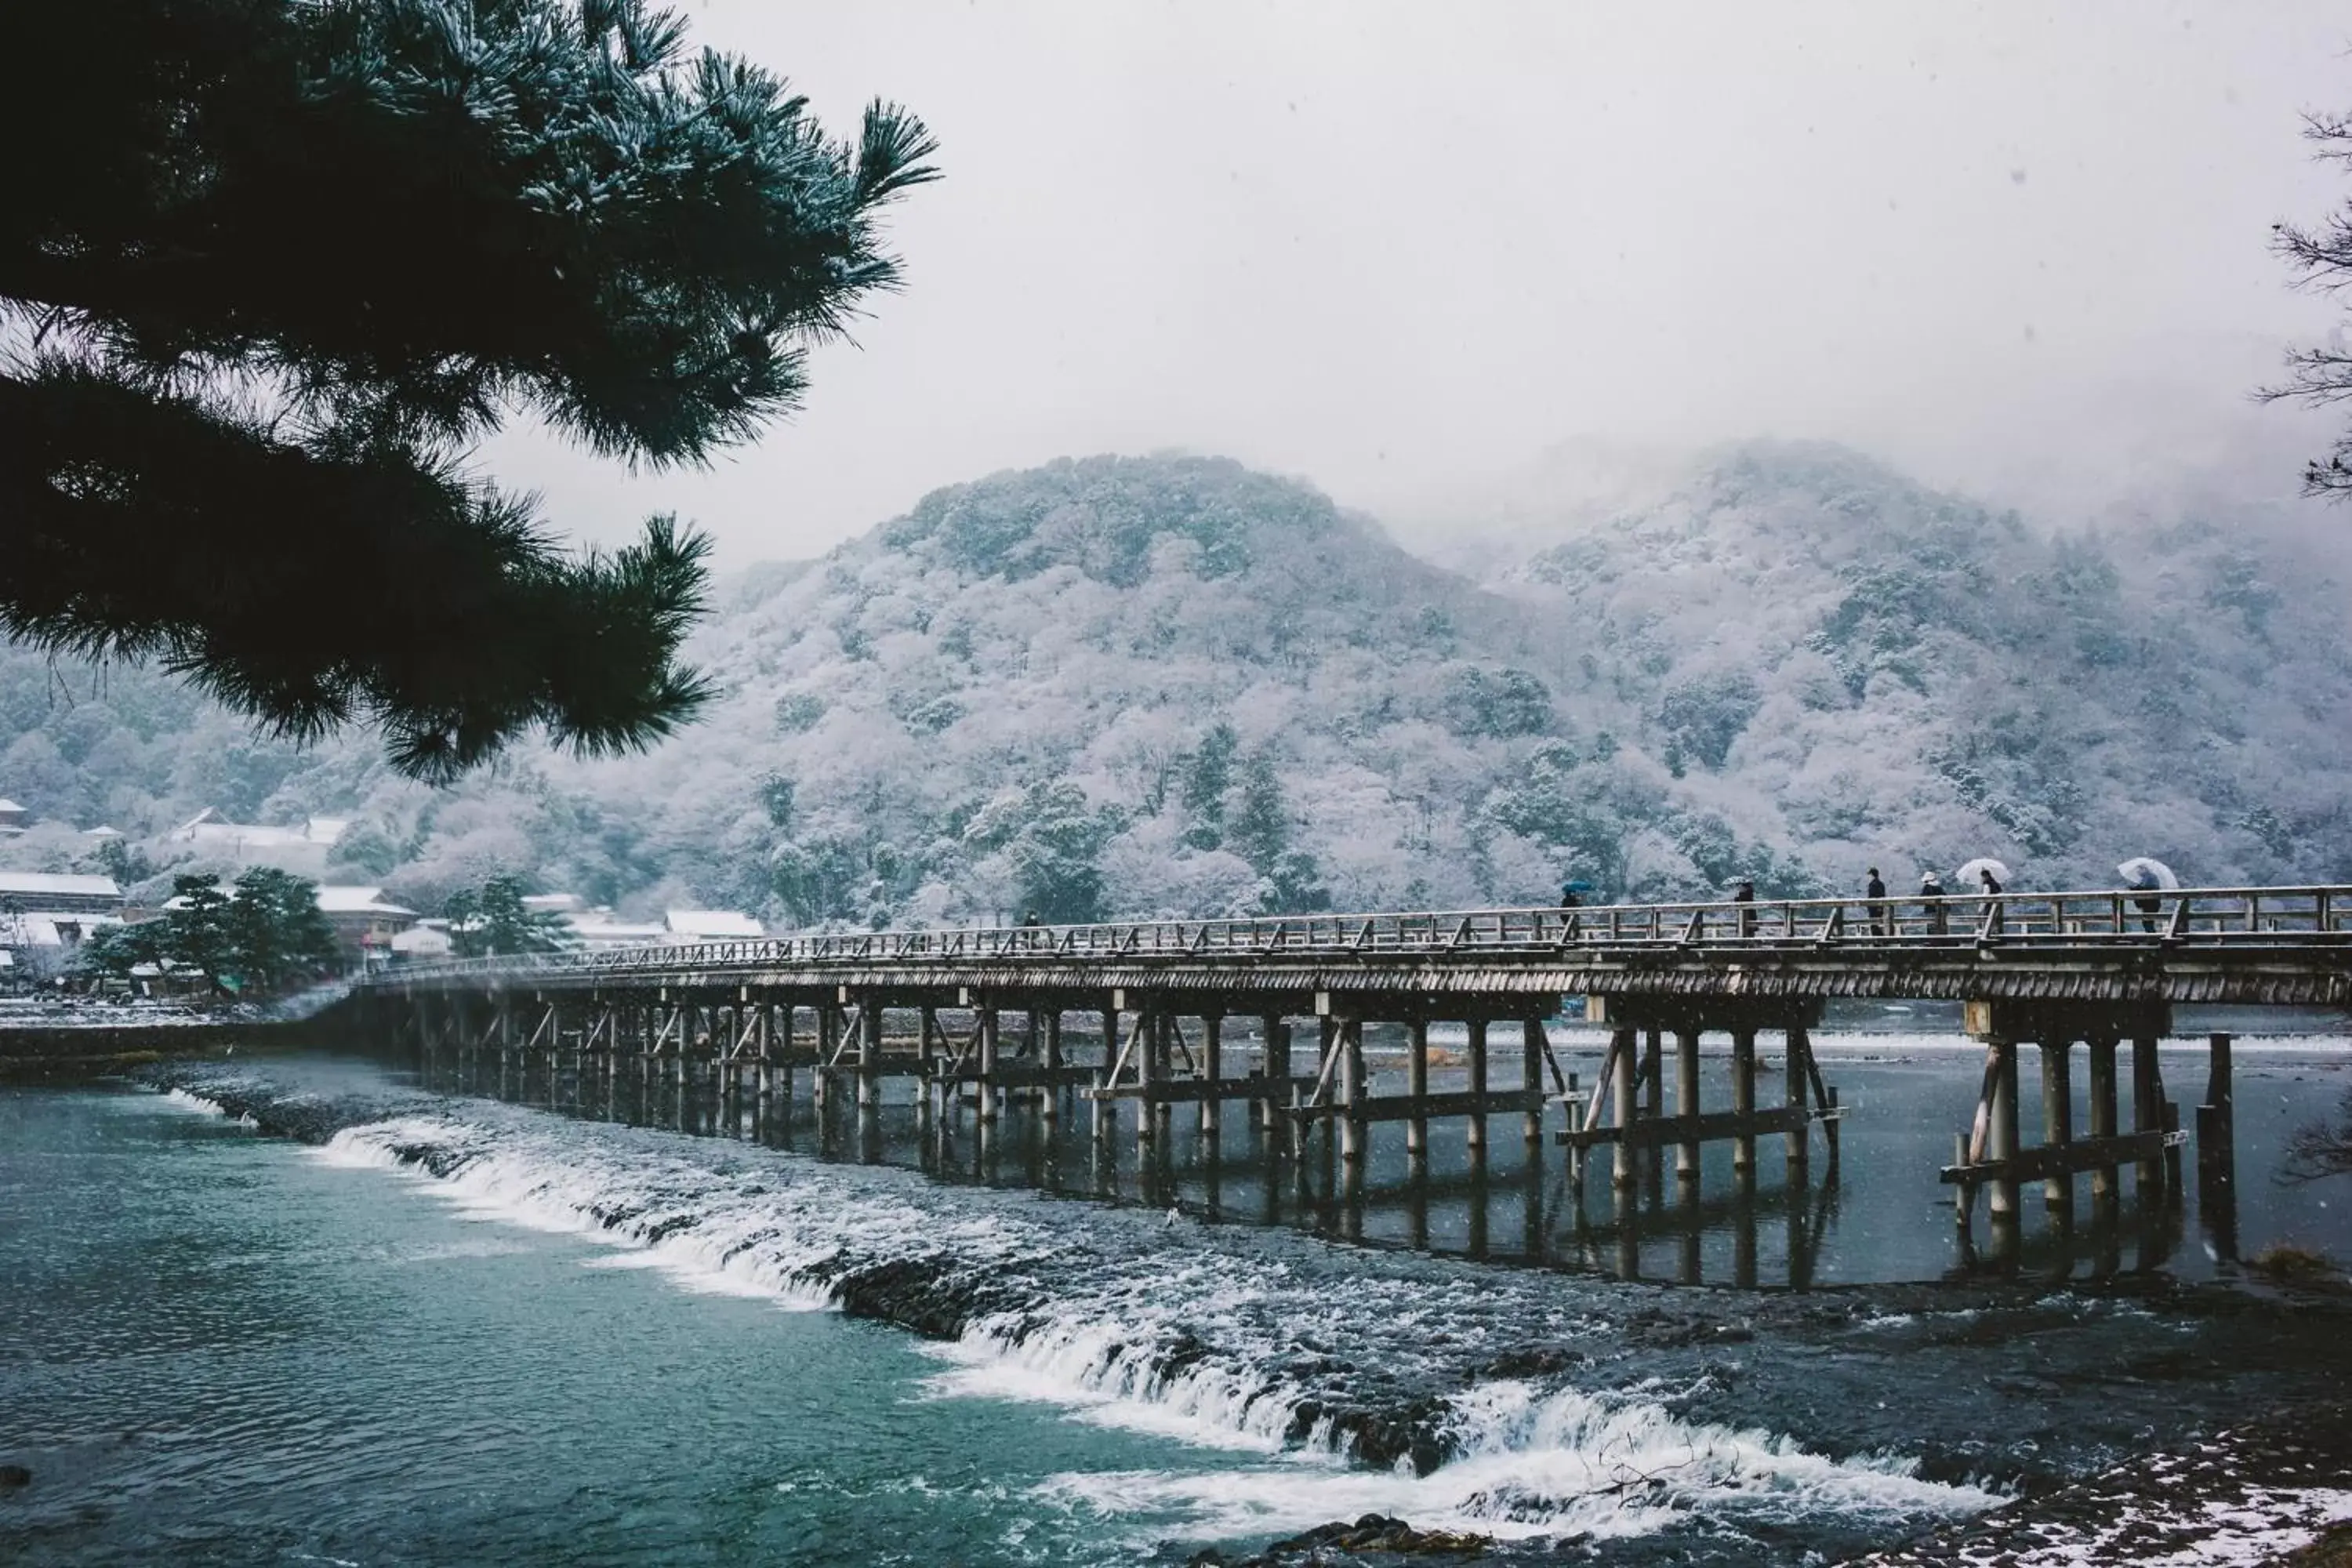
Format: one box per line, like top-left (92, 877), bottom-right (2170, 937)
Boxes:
top-left (1865, 866), bottom-right (1889, 936)
top-left (2118, 857), bottom-right (2179, 935)
top-left (1957, 858), bottom-right (2011, 938)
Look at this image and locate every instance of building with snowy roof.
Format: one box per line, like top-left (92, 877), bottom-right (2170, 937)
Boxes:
top-left (0, 872), bottom-right (124, 915)
top-left (665, 910), bottom-right (764, 942)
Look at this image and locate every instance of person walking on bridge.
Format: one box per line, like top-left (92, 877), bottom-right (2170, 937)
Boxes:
top-left (1865, 866), bottom-right (1889, 936)
top-left (1919, 869), bottom-right (1947, 935)
top-left (1732, 877), bottom-right (1756, 938)
top-left (1977, 867), bottom-right (2005, 938)
top-left (1022, 909), bottom-right (1041, 949)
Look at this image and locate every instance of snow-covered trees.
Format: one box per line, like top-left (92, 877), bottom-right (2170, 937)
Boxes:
top-left (5, 445), bottom-right (2351, 924)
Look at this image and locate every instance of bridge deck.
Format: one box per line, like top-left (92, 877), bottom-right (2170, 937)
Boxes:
top-left (371, 884), bottom-right (2352, 1009)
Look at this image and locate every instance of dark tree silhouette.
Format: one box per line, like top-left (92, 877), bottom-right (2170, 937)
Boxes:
top-left (2, 0), bottom-right (936, 779)
top-left (2285, 1090), bottom-right (2352, 1183)
top-left (2270, 111), bottom-right (2352, 497)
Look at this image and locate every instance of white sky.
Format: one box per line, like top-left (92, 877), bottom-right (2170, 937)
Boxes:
top-left (488, 0), bottom-right (2352, 563)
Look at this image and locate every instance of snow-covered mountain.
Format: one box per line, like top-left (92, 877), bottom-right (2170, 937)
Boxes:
top-left (2, 444), bottom-right (2347, 924)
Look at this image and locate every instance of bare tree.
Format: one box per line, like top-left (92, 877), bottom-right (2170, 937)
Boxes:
top-left (2284, 1088), bottom-right (2352, 1184)
top-left (2267, 112), bottom-right (2352, 496)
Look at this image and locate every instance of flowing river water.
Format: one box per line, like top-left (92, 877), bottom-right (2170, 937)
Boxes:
top-left (4, 1016), bottom-right (2351, 1565)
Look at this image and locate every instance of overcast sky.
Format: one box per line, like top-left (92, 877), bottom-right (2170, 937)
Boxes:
top-left (491, 1), bottom-right (2352, 564)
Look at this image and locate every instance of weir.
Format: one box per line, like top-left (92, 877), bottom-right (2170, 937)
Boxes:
top-left (358, 881), bottom-right (2352, 1273)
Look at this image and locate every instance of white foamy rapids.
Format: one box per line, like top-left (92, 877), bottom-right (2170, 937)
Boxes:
top-left (160, 1085), bottom-right (259, 1126)
top-left (1040, 1380), bottom-right (1998, 1546)
top-left (315, 1115), bottom-right (1034, 1312)
top-left (302, 1109), bottom-right (1992, 1547)
top-left (162, 1086), bottom-right (228, 1116)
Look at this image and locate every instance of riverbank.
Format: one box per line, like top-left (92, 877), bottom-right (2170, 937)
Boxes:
top-left (0, 986), bottom-right (354, 1082)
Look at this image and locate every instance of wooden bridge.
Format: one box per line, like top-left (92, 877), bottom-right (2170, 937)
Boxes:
top-left (359, 882), bottom-right (2352, 1264)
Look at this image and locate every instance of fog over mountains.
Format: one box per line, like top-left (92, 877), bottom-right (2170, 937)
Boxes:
top-left (5, 441), bottom-right (2347, 924)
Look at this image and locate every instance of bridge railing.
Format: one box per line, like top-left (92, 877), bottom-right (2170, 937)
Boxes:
top-left (372, 883), bottom-right (2352, 986)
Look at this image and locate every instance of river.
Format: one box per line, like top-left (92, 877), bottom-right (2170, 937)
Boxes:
top-left (3, 1022), bottom-right (2350, 1565)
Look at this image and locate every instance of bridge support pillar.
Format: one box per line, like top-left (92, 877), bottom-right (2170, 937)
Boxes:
top-left (1404, 1018), bottom-right (1429, 1168)
top-left (1337, 1018), bottom-right (1365, 1167)
top-left (1465, 1018), bottom-right (1489, 1163)
top-left (1043, 1010), bottom-right (1063, 1125)
top-left (857, 996), bottom-right (883, 1112)
top-left (1611, 1025), bottom-right (1639, 1192)
top-left (1200, 1014), bottom-right (1222, 1138)
top-left (1261, 1015), bottom-right (1290, 1138)
top-left (1731, 1029), bottom-right (1757, 1177)
top-left (1675, 1029), bottom-right (1701, 1183)
top-left (1642, 1028), bottom-right (1664, 1192)
top-left (2088, 1036), bottom-right (2119, 1218)
top-left (2132, 1033), bottom-right (2162, 1200)
top-left (2039, 1040), bottom-right (2074, 1211)
top-left (2198, 1033), bottom-right (2237, 1261)
top-left (1987, 1040), bottom-right (2021, 1220)
top-left (977, 1007), bottom-right (1000, 1126)
top-left (1784, 1024), bottom-right (1811, 1172)
top-left (1523, 1018), bottom-right (1548, 1149)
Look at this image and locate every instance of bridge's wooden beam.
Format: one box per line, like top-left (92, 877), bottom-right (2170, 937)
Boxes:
top-left (1297, 1087), bottom-right (1547, 1123)
top-left (1088, 1073), bottom-right (1323, 1105)
top-left (1559, 1102), bottom-right (1837, 1151)
top-left (1940, 1128), bottom-right (2176, 1187)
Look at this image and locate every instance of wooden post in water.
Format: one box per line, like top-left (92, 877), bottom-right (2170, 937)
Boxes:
top-left (2198, 1032), bottom-right (2236, 1251)
top-left (1260, 1014), bottom-right (1289, 1135)
top-left (1153, 1013), bottom-right (1175, 1148)
top-left (1784, 1023), bottom-right (1812, 1170)
top-left (1731, 1028), bottom-right (1758, 1178)
top-left (1405, 1018), bottom-right (1430, 1167)
top-left (1987, 1040), bottom-right (2021, 1219)
top-left (2088, 1035), bottom-right (2119, 1218)
top-left (1642, 1027), bottom-right (1664, 1193)
top-left (858, 996), bottom-right (883, 1111)
top-left (1523, 1018), bottom-right (1547, 1148)
top-left (1338, 1018), bottom-right (1365, 1167)
top-left (1136, 1007), bottom-right (1160, 1152)
top-left (2130, 1034), bottom-right (2161, 1199)
top-left (1675, 1028), bottom-right (1701, 1183)
top-left (1200, 1013), bottom-right (1223, 1138)
top-left (1044, 1010), bottom-right (1064, 1124)
top-left (978, 1005), bottom-right (1001, 1126)
top-left (1611, 1025), bottom-right (1639, 1192)
top-left (2040, 1038), bottom-right (2074, 1210)
top-left (1466, 1018), bottom-right (1490, 1163)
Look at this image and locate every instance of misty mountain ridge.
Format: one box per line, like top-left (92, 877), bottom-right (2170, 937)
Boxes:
top-left (1, 442), bottom-right (2344, 924)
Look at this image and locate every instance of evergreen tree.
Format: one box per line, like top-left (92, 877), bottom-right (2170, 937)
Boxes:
top-left (2, 0), bottom-right (937, 780)
top-left (79, 869), bottom-right (338, 993)
top-left (445, 875), bottom-right (572, 957)
top-left (1179, 722), bottom-right (1239, 848)
top-left (1226, 752), bottom-right (1290, 873)
top-left (226, 867), bottom-right (343, 990)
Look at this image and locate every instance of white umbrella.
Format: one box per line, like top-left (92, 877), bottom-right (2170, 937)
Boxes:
top-left (1955, 857), bottom-right (2012, 887)
top-left (2117, 857), bottom-right (2179, 892)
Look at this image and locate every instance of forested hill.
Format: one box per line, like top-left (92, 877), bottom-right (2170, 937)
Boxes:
top-left (2, 446), bottom-right (2346, 924)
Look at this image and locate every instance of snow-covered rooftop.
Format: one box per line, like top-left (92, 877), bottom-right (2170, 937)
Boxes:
top-left (314, 885), bottom-right (416, 916)
top-left (665, 910), bottom-right (764, 940)
top-left (0, 872), bottom-right (122, 901)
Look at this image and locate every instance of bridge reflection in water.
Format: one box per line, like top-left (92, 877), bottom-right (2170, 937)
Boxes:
top-left (368, 884), bottom-right (2345, 1285)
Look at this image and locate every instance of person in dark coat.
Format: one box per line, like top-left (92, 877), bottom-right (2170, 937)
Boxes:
top-left (1977, 868), bottom-right (2004, 938)
top-left (1732, 877), bottom-right (1756, 938)
top-left (1920, 870), bottom-right (1947, 935)
top-left (2132, 887), bottom-right (2163, 935)
top-left (1022, 908), bottom-right (1041, 948)
top-left (1559, 884), bottom-right (1582, 909)
top-left (1865, 866), bottom-right (1889, 936)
